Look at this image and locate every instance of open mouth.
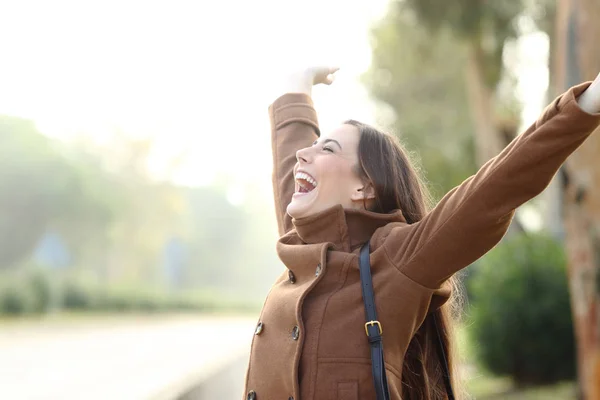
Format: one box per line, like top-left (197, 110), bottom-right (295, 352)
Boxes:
top-left (295, 171), bottom-right (318, 194)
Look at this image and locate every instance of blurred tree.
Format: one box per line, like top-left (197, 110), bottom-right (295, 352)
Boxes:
top-left (0, 114), bottom-right (280, 309)
top-left (52, 151), bottom-right (124, 270)
top-left (89, 136), bottom-right (186, 285)
top-left (366, 1), bottom-right (557, 223)
top-left (184, 185), bottom-right (247, 289)
top-left (0, 116), bottom-right (58, 267)
top-left (553, 0), bottom-right (600, 397)
top-left (385, 1), bottom-right (518, 167)
top-left (0, 116), bottom-right (119, 269)
top-left (401, 0), bottom-right (556, 161)
top-left (364, 9), bottom-right (477, 200)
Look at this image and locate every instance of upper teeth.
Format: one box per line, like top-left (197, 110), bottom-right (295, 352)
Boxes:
top-left (295, 172), bottom-right (317, 187)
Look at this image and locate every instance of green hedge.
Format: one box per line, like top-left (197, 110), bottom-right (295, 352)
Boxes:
top-left (468, 232), bottom-right (576, 386)
top-left (0, 269), bottom-right (258, 316)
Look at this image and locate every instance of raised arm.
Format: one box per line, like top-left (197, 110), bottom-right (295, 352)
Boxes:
top-left (382, 76), bottom-right (600, 289)
top-left (269, 67), bottom-right (338, 235)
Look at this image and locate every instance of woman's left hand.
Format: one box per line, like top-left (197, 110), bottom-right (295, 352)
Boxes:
top-left (578, 72), bottom-right (600, 114)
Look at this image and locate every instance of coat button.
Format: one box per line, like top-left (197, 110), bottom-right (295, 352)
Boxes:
top-left (247, 390), bottom-right (256, 400)
top-left (288, 270), bottom-right (296, 283)
top-left (292, 325), bottom-right (300, 340)
top-left (254, 322), bottom-right (264, 335)
top-left (315, 263), bottom-right (322, 277)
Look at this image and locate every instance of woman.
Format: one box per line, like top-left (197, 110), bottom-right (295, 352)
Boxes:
top-left (243, 67), bottom-right (600, 400)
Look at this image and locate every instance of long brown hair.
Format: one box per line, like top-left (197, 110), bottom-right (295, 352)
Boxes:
top-left (345, 119), bottom-right (466, 400)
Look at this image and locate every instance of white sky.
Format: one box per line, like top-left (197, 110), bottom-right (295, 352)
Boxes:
top-left (0, 0), bottom-right (549, 206)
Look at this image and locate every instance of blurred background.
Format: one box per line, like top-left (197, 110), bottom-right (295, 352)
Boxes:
top-left (1, 0), bottom-right (599, 399)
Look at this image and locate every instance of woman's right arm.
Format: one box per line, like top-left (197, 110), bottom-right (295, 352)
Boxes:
top-left (269, 67), bottom-right (338, 236)
top-left (382, 79), bottom-right (600, 290)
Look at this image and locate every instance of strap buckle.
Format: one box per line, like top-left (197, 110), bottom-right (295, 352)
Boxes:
top-left (364, 320), bottom-right (383, 336)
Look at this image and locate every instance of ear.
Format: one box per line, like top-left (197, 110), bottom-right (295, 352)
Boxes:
top-left (350, 184), bottom-right (376, 202)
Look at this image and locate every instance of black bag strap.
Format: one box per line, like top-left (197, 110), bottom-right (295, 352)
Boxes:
top-left (359, 242), bottom-right (390, 400)
top-left (358, 242), bottom-right (455, 400)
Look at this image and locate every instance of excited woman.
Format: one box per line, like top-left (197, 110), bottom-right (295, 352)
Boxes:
top-left (242, 67), bottom-right (600, 400)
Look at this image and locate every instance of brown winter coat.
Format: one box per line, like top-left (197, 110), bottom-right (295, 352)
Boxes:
top-left (243, 83), bottom-right (600, 400)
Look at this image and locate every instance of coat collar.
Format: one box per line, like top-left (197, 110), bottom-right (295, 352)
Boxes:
top-left (291, 204), bottom-right (407, 253)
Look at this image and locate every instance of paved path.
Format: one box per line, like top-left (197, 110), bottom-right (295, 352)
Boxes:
top-left (178, 353), bottom-right (249, 400)
top-left (0, 314), bottom-right (256, 400)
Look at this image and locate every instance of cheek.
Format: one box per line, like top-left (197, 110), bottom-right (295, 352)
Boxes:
top-left (317, 158), bottom-right (358, 185)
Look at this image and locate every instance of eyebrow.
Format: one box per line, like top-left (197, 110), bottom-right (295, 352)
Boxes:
top-left (313, 138), bottom-right (343, 150)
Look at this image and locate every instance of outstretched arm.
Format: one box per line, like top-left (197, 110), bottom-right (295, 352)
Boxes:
top-left (269, 67), bottom-right (338, 236)
top-left (382, 76), bottom-right (600, 289)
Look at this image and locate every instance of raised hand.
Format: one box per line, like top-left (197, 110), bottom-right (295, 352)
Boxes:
top-left (305, 66), bottom-right (340, 86)
top-left (578, 72), bottom-right (600, 114)
top-left (283, 66), bottom-right (340, 96)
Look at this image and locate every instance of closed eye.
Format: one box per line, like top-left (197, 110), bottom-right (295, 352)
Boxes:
top-left (323, 146), bottom-right (334, 153)
top-left (313, 138), bottom-right (342, 151)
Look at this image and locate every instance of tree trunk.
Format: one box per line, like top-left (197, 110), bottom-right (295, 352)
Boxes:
top-left (464, 42), bottom-right (505, 167)
top-left (555, 0), bottom-right (600, 398)
top-left (464, 40), bottom-right (524, 235)
top-left (543, 0), bottom-right (565, 240)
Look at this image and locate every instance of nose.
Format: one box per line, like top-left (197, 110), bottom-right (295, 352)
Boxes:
top-left (296, 146), bottom-right (311, 164)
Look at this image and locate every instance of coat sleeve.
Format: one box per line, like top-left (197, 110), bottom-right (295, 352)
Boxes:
top-left (269, 93), bottom-right (320, 236)
top-left (382, 82), bottom-right (600, 289)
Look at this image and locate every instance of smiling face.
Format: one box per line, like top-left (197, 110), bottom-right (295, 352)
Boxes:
top-left (287, 124), bottom-right (374, 219)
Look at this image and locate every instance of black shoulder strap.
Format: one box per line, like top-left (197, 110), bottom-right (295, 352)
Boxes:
top-left (358, 242), bottom-right (455, 400)
top-left (359, 242), bottom-right (390, 400)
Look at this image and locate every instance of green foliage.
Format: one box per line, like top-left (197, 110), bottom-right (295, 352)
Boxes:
top-left (0, 116), bottom-right (62, 268)
top-left (62, 280), bottom-right (97, 310)
top-left (365, 10), bottom-right (477, 199)
top-left (366, 1), bottom-right (556, 199)
top-left (0, 268), bottom-right (52, 315)
top-left (0, 269), bottom-right (260, 316)
top-left (0, 285), bottom-right (34, 315)
top-left (397, 0), bottom-right (556, 89)
top-left (0, 116), bottom-right (123, 269)
top-left (27, 269), bottom-right (56, 313)
top-left (468, 233), bottom-right (576, 385)
top-left (400, 0), bottom-right (521, 37)
top-left (0, 113), bottom-right (282, 313)
top-left (185, 186), bottom-right (248, 289)
top-left (399, 0), bottom-right (520, 88)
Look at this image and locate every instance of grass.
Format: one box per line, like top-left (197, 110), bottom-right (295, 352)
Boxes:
top-left (455, 323), bottom-right (577, 399)
top-left (465, 375), bottom-right (576, 399)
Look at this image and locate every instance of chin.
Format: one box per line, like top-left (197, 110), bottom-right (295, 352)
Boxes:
top-left (287, 187), bottom-right (319, 219)
top-left (287, 199), bottom-right (339, 220)
top-left (286, 202), bottom-right (310, 219)
top-left (287, 197), bottom-right (322, 219)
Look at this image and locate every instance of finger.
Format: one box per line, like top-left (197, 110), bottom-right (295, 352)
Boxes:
top-left (319, 66), bottom-right (339, 76)
top-left (324, 74), bottom-right (336, 85)
top-left (311, 66), bottom-right (339, 76)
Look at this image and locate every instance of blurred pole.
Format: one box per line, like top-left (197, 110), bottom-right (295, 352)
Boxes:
top-left (555, 0), bottom-right (600, 398)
